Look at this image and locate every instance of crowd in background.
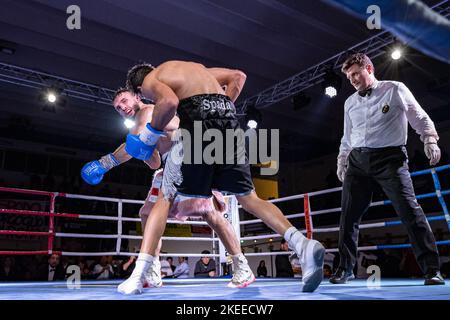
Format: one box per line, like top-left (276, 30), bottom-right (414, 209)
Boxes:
top-left (2, 242), bottom-right (450, 282)
top-left (0, 251), bottom-right (220, 282)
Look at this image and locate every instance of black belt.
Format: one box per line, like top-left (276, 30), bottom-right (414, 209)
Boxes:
top-left (353, 146), bottom-right (404, 153)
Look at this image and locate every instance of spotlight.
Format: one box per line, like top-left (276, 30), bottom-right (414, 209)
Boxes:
top-left (247, 120), bottom-right (258, 129)
top-left (38, 87), bottom-right (65, 113)
top-left (47, 92), bottom-right (57, 103)
top-left (322, 69), bottom-right (341, 98)
top-left (124, 119), bottom-right (136, 129)
top-left (391, 48), bottom-right (402, 60)
top-left (325, 86), bottom-right (337, 98)
top-left (245, 104), bottom-right (262, 129)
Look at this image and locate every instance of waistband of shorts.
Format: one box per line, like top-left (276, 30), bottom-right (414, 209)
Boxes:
top-left (179, 93), bottom-right (232, 105)
top-left (352, 145), bottom-right (405, 153)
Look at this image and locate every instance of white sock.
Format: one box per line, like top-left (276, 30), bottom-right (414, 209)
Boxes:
top-left (284, 227), bottom-right (306, 248)
top-left (134, 253), bottom-right (155, 275)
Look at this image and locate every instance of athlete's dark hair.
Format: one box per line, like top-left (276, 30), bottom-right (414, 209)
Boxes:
top-left (126, 63), bottom-right (155, 94)
top-left (112, 87), bottom-right (131, 102)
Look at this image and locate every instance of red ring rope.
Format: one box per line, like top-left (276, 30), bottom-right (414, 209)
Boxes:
top-left (303, 193), bottom-right (313, 239)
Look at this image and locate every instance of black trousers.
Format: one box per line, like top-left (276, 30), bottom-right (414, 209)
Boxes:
top-left (338, 146), bottom-right (440, 275)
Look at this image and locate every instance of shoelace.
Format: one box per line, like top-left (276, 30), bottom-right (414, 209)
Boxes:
top-left (148, 264), bottom-right (159, 277)
top-left (231, 263), bottom-right (250, 284)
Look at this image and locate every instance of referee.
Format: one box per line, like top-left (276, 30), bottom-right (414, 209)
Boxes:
top-left (330, 53), bottom-right (444, 285)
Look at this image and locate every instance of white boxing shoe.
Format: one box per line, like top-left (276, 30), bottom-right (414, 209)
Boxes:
top-left (117, 271), bottom-right (145, 295)
top-left (117, 253), bottom-right (159, 295)
top-left (227, 254), bottom-right (256, 288)
top-left (143, 259), bottom-right (162, 288)
top-left (292, 238), bottom-right (325, 292)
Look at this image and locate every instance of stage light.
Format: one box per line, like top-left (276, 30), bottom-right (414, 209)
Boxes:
top-left (124, 119), bottom-right (136, 129)
top-left (245, 104), bottom-right (262, 129)
top-left (247, 120), bottom-right (257, 129)
top-left (322, 69), bottom-right (342, 98)
top-left (324, 86), bottom-right (337, 98)
top-left (47, 92), bottom-right (57, 103)
top-left (391, 48), bottom-right (402, 60)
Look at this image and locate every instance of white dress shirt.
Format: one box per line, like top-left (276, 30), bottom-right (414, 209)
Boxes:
top-left (93, 264), bottom-right (113, 280)
top-left (173, 261), bottom-right (190, 278)
top-left (160, 259), bottom-right (173, 278)
top-left (338, 79), bottom-right (438, 159)
top-left (48, 265), bottom-right (56, 281)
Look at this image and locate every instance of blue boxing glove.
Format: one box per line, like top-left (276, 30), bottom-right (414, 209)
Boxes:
top-left (125, 123), bottom-right (164, 160)
top-left (81, 153), bottom-right (119, 185)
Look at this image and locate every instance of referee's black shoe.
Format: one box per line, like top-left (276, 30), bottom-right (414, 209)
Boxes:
top-left (424, 271), bottom-right (445, 285)
top-left (329, 268), bottom-right (355, 284)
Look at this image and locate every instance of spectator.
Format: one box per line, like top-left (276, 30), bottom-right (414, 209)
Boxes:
top-left (324, 265), bottom-right (333, 278)
top-left (111, 256), bottom-right (123, 278)
top-left (275, 239), bottom-right (294, 278)
top-left (167, 257), bottom-right (176, 273)
top-left (173, 257), bottom-right (190, 278)
top-left (35, 254), bottom-right (65, 281)
top-left (61, 256), bottom-right (70, 274)
top-left (63, 257), bottom-right (77, 278)
top-left (257, 260), bottom-right (268, 277)
top-left (356, 251), bottom-right (378, 279)
top-left (77, 258), bottom-right (91, 280)
top-left (0, 257), bottom-right (18, 281)
top-left (194, 250), bottom-right (216, 278)
top-left (92, 256), bottom-right (114, 280)
top-left (160, 257), bottom-right (173, 278)
top-left (120, 256), bottom-right (136, 279)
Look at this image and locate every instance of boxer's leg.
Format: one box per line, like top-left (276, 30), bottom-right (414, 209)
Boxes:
top-left (215, 158), bottom-right (324, 290)
top-left (139, 200), bottom-right (163, 289)
top-left (202, 199), bottom-right (255, 288)
top-left (140, 192), bottom-right (171, 256)
top-left (203, 209), bottom-right (240, 256)
top-left (118, 193), bottom-right (170, 294)
top-left (138, 202), bottom-right (151, 231)
top-left (138, 199), bottom-right (163, 257)
top-left (236, 191), bottom-right (292, 235)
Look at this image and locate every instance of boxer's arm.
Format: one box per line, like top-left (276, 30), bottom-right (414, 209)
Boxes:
top-left (141, 77), bottom-right (179, 131)
top-left (164, 115), bottom-right (180, 132)
top-left (111, 143), bottom-right (132, 164)
top-left (208, 67), bottom-right (247, 103)
top-left (130, 110), bottom-right (162, 169)
top-left (112, 141), bottom-right (160, 169)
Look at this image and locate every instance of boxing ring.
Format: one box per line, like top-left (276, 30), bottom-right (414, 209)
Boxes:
top-left (0, 164), bottom-right (449, 300)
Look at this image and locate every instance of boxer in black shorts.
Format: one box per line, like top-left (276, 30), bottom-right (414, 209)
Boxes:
top-left (176, 94), bottom-right (254, 198)
top-left (124, 60), bottom-right (325, 293)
